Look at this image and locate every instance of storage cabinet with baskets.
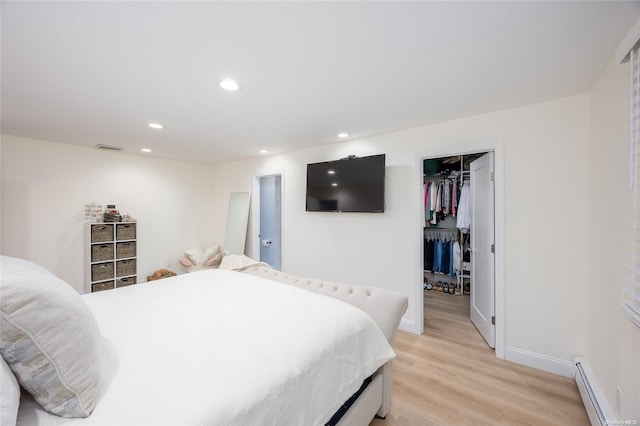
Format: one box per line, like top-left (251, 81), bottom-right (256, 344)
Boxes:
top-left (85, 222), bottom-right (138, 293)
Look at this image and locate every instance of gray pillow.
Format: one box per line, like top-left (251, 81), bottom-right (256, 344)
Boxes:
top-left (0, 256), bottom-right (102, 418)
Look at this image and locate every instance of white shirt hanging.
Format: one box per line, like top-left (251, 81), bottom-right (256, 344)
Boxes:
top-left (456, 181), bottom-right (471, 232)
top-left (453, 241), bottom-right (461, 272)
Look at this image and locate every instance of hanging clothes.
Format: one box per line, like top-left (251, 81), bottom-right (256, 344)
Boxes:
top-left (441, 240), bottom-right (451, 275)
top-left (424, 176), bottom-right (460, 225)
top-left (431, 183), bottom-right (441, 225)
top-left (433, 239), bottom-right (442, 273)
top-left (456, 181), bottom-right (471, 232)
top-left (443, 180), bottom-right (450, 216)
top-left (424, 238), bottom-right (434, 271)
top-left (449, 241), bottom-right (456, 277)
top-left (423, 231), bottom-right (457, 277)
top-left (424, 182), bottom-right (430, 224)
top-left (451, 177), bottom-right (457, 217)
top-left (453, 241), bottom-right (461, 274)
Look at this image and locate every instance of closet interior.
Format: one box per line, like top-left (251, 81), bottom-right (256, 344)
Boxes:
top-left (422, 153), bottom-right (485, 297)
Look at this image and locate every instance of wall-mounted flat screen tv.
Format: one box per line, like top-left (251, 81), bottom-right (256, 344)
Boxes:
top-left (305, 154), bottom-right (385, 213)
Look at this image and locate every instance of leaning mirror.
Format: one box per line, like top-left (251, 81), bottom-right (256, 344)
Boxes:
top-left (223, 192), bottom-right (250, 255)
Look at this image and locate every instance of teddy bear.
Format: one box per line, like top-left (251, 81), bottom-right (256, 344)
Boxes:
top-left (146, 268), bottom-right (177, 281)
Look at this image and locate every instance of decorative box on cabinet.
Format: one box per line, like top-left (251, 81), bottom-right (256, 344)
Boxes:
top-left (86, 222), bottom-right (138, 293)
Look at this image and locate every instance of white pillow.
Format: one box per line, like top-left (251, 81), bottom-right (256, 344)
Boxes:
top-left (201, 245), bottom-right (223, 268)
top-left (0, 256), bottom-right (102, 418)
top-left (184, 246), bottom-right (204, 266)
top-left (1, 356), bottom-right (19, 426)
top-left (183, 246), bottom-right (223, 271)
top-left (178, 255), bottom-right (196, 268)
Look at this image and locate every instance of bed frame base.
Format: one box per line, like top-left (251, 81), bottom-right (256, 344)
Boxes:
top-left (335, 371), bottom-right (384, 426)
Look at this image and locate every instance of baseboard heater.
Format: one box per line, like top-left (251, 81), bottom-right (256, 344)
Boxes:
top-left (574, 357), bottom-right (613, 425)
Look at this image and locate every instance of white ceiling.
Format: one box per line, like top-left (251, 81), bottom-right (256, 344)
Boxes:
top-left (2, 1), bottom-right (639, 164)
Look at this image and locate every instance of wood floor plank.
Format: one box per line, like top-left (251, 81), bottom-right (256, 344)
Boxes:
top-left (370, 290), bottom-right (588, 425)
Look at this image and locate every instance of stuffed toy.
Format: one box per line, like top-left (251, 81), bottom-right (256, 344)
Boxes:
top-left (147, 268), bottom-right (177, 281)
top-left (179, 245), bottom-right (223, 272)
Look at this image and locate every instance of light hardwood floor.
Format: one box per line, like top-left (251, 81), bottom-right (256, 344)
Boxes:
top-left (370, 290), bottom-right (589, 425)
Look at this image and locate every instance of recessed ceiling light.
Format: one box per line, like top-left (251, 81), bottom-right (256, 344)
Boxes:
top-left (259, 149), bottom-right (269, 154)
top-left (148, 123), bottom-right (164, 129)
top-left (327, 170), bottom-right (335, 175)
top-left (337, 132), bottom-right (349, 138)
top-left (220, 79), bottom-right (239, 91)
top-left (140, 148), bottom-right (152, 153)
top-left (331, 183), bottom-right (338, 187)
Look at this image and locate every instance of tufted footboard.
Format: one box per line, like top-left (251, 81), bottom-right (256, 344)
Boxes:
top-left (241, 266), bottom-right (408, 422)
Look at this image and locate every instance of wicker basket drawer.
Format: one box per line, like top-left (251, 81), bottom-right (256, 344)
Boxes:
top-left (116, 276), bottom-right (137, 288)
top-left (91, 262), bottom-right (114, 281)
top-left (116, 259), bottom-right (136, 277)
top-left (116, 223), bottom-right (136, 240)
top-left (91, 280), bottom-right (114, 292)
top-left (116, 241), bottom-right (136, 259)
top-left (91, 224), bottom-right (114, 243)
top-left (91, 243), bottom-right (114, 262)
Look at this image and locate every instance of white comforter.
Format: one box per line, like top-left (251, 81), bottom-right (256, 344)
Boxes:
top-left (17, 269), bottom-right (395, 426)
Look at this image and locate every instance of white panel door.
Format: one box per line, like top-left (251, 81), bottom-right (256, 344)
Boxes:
top-left (470, 152), bottom-right (496, 348)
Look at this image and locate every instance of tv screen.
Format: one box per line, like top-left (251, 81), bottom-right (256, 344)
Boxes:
top-left (305, 154), bottom-right (385, 213)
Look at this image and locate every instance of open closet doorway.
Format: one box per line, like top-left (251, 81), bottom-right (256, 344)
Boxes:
top-left (420, 149), bottom-right (500, 352)
top-left (250, 173), bottom-right (283, 270)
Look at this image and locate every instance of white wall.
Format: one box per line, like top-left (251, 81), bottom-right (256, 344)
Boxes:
top-left (1, 135), bottom-right (218, 292)
top-left (211, 94), bottom-right (591, 367)
top-left (587, 57), bottom-right (640, 420)
top-left (1, 94), bottom-right (593, 373)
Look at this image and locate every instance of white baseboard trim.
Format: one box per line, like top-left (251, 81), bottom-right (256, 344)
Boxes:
top-left (399, 318), bottom-right (419, 334)
top-left (504, 346), bottom-right (575, 378)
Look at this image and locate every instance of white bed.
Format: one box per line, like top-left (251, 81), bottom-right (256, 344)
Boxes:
top-left (1, 257), bottom-right (408, 426)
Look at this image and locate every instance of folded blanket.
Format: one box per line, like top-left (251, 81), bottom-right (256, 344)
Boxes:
top-left (218, 255), bottom-right (271, 271)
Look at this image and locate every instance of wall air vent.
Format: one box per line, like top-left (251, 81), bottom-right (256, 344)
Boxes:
top-left (95, 144), bottom-right (124, 151)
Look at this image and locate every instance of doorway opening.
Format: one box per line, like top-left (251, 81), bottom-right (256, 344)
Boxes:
top-left (420, 148), bottom-right (502, 354)
top-left (251, 173), bottom-right (283, 270)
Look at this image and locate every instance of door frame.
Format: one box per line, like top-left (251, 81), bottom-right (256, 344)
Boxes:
top-left (415, 141), bottom-right (505, 359)
top-left (250, 171), bottom-right (284, 268)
